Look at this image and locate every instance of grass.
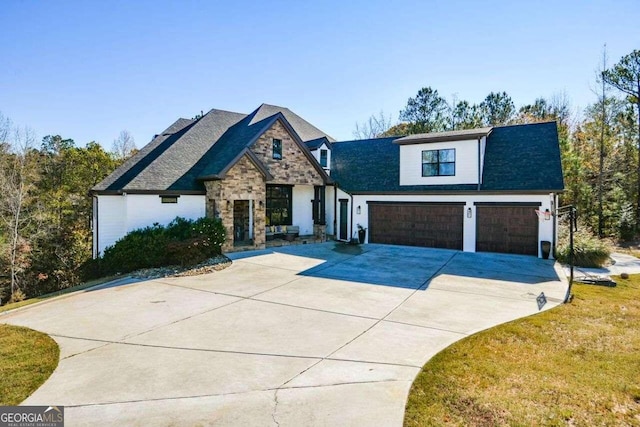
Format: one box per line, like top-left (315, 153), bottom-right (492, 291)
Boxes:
top-left (0, 275), bottom-right (118, 314)
top-left (0, 324), bottom-right (59, 405)
top-left (404, 275), bottom-right (640, 426)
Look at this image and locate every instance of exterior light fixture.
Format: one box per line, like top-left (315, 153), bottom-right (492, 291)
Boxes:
top-left (356, 205), bottom-right (361, 214)
top-left (544, 209), bottom-right (551, 220)
top-left (467, 207), bottom-right (472, 218)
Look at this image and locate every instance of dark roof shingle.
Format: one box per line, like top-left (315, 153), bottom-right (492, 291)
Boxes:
top-left (331, 121), bottom-right (564, 194)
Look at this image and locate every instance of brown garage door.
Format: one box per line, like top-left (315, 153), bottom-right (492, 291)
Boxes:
top-left (476, 204), bottom-right (539, 255)
top-left (369, 203), bottom-right (464, 249)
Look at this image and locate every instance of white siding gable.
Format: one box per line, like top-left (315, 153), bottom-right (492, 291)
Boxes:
top-left (310, 143), bottom-right (331, 173)
top-left (399, 138), bottom-right (484, 186)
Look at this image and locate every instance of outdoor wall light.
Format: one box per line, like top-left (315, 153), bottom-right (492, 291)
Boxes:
top-left (356, 205), bottom-right (361, 214)
top-left (467, 207), bottom-right (472, 218)
top-left (544, 209), bottom-right (551, 220)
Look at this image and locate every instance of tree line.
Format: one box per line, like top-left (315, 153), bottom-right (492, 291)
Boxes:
top-left (355, 49), bottom-right (640, 241)
top-left (0, 117), bottom-right (136, 304)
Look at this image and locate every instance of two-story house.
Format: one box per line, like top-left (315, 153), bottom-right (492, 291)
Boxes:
top-left (91, 104), bottom-right (563, 258)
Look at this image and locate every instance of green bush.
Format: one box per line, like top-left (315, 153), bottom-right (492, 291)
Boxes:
top-left (555, 223), bottom-right (611, 268)
top-left (92, 217), bottom-right (225, 277)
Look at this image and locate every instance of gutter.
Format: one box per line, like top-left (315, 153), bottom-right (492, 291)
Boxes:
top-left (477, 136), bottom-right (482, 191)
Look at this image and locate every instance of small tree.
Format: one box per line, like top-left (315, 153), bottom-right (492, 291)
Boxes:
top-left (0, 118), bottom-right (41, 301)
top-left (399, 87), bottom-right (449, 134)
top-left (603, 49), bottom-right (640, 229)
top-left (111, 130), bottom-right (137, 161)
top-left (353, 111), bottom-right (393, 139)
top-left (479, 91), bottom-right (516, 126)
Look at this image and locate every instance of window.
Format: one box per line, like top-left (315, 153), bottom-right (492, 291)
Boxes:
top-left (272, 138), bottom-right (282, 160)
top-left (320, 149), bottom-right (328, 168)
top-left (160, 196), bottom-right (178, 204)
top-left (422, 149), bottom-right (455, 177)
top-left (266, 185), bottom-right (292, 225)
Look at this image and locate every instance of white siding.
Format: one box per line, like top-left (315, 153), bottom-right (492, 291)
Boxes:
top-left (124, 195), bottom-right (205, 233)
top-left (95, 194), bottom-right (205, 256)
top-left (96, 195), bottom-right (126, 256)
top-left (351, 193), bottom-right (556, 258)
top-left (325, 185), bottom-right (335, 236)
top-left (399, 139), bottom-right (480, 186)
top-left (292, 185), bottom-right (314, 235)
top-left (310, 143), bottom-right (331, 173)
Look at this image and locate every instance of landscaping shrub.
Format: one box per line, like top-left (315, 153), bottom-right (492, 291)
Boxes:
top-left (93, 217), bottom-right (225, 276)
top-left (555, 222), bottom-right (611, 267)
top-left (165, 237), bottom-right (212, 267)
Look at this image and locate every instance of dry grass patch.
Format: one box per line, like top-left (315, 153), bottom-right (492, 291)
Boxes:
top-left (404, 275), bottom-right (640, 426)
top-left (0, 324), bottom-right (59, 405)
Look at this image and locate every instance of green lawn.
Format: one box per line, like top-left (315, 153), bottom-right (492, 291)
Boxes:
top-left (0, 275), bottom-right (118, 314)
top-left (0, 324), bottom-right (59, 405)
top-left (404, 275), bottom-right (640, 426)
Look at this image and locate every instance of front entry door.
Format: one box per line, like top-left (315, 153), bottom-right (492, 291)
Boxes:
top-left (339, 199), bottom-right (348, 240)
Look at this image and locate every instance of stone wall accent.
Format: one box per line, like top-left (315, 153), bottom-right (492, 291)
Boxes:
top-left (251, 120), bottom-right (325, 186)
top-left (313, 224), bottom-right (327, 242)
top-left (204, 154), bottom-right (266, 252)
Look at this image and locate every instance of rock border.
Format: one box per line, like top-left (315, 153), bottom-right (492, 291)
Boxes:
top-left (129, 255), bottom-right (232, 280)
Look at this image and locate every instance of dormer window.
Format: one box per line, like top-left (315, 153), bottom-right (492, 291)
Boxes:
top-left (422, 148), bottom-right (455, 177)
top-left (273, 139), bottom-right (282, 160)
top-left (320, 149), bottom-right (328, 168)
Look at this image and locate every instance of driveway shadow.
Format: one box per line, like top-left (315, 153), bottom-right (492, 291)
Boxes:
top-left (251, 243), bottom-right (562, 289)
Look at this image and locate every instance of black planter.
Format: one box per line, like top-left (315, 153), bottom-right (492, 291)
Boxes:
top-left (358, 229), bottom-right (367, 244)
top-left (540, 240), bottom-right (551, 259)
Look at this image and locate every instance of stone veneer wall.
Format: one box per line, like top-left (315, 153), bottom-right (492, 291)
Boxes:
top-left (204, 120), bottom-right (326, 253)
top-left (204, 155), bottom-right (266, 252)
top-left (251, 120), bottom-right (324, 186)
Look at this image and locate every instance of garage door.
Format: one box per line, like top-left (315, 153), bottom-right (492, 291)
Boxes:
top-left (369, 203), bottom-right (464, 249)
top-left (476, 204), bottom-right (539, 255)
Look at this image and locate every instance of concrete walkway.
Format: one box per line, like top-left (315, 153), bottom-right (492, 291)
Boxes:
top-left (565, 252), bottom-right (640, 279)
top-left (1, 243), bottom-right (568, 426)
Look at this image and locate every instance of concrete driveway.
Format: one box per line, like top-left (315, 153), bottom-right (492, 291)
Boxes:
top-left (1, 243), bottom-right (567, 426)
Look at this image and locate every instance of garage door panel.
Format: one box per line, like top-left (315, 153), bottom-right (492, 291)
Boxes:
top-left (369, 203), bottom-right (463, 250)
top-left (476, 206), bottom-right (538, 255)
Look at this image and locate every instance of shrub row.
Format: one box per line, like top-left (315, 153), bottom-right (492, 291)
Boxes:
top-left (555, 223), bottom-right (611, 268)
top-left (82, 217), bottom-right (225, 279)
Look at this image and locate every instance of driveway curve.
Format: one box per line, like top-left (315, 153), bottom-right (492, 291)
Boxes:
top-left (1, 243), bottom-right (568, 426)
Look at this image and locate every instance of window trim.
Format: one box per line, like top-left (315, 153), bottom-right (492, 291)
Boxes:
top-left (160, 196), bottom-right (179, 204)
top-left (421, 148), bottom-right (456, 177)
top-left (272, 138), bottom-right (282, 160)
top-left (319, 149), bottom-right (328, 168)
top-left (266, 184), bottom-right (292, 226)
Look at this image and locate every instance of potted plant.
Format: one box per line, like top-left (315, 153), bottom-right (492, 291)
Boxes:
top-left (357, 224), bottom-right (367, 244)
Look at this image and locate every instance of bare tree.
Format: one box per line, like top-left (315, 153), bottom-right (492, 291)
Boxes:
top-left (111, 130), bottom-right (137, 160)
top-left (0, 120), bottom-right (40, 301)
top-left (353, 111), bottom-right (393, 139)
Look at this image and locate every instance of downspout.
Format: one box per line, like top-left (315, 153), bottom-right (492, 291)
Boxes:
top-left (333, 184), bottom-right (337, 239)
top-left (350, 193), bottom-right (354, 241)
top-left (477, 137), bottom-right (482, 191)
top-left (552, 193), bottom-right (557, 258)
top-left (93, 195), bottom-right (99, 259)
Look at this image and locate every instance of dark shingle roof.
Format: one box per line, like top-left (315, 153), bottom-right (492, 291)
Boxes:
top-left (93, 117), bottom-right (197, 191)
top-left (331, 137), bottom-right (477, 193)
top-left (251, 104), bottom-right (336, 142)
top-left (94, 104), bottom-right (333, 193)
top-left (331, 121), bottom-right (564, 194)
top-left (482, 121), bottom-right (564, 191)
top-left (305, 137), bottom-right (331, 150)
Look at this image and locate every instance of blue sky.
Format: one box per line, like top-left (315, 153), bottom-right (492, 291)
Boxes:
top-left (1, 0), bottom-right (638, 148)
